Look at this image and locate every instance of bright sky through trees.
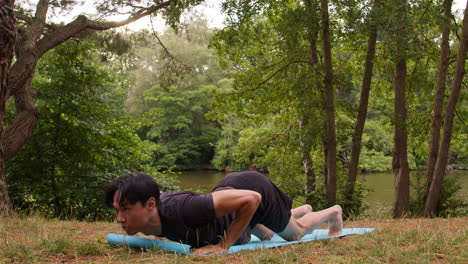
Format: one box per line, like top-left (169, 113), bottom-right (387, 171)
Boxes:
top-left (50, 0), bottom-right (224, 32)
top-left (23, 0), bottom-right (467, 32)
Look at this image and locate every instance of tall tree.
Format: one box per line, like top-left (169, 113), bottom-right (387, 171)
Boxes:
top-left (212, 0), bottom-right (328, 200)
top-left (344, 0), bottom-right (382, 212)
top-left (303, 0), bottom-right (320, 205)
top-left (423, 1), bottom-right (468, 217)
top-left (320, 0), bottom-right (337, 205)
top-left (392, 0), bottom-right (410, 218)
top-left (0, 0), bottom-right (204, 216)
top-left (423, 0), bottom-right (452, 206)
top-left (0, 0), bottom-right (17, 216)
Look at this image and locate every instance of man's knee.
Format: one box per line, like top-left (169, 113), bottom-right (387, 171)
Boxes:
top-left (289, 217), bottom-right (307, 235)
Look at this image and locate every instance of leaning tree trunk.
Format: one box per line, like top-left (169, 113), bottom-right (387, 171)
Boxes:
top-left (345, 0), bottom-right (381, 213)
top-left (423, 0), bottom-right (452, 207)
top-left (0, 0), bottom-right (17, 217)
top-left (393, 0), bottom-right (410, 219)
top-left (320, 0), bottom-right (337, 206)
top-left (423, 2), bottom-right (468, 217)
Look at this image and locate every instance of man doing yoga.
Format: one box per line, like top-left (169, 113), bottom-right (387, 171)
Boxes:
top-left (105, 171), bottom-right (343, 256)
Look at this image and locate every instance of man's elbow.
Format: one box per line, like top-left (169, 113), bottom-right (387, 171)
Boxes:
top-left (248, 191), bottom-right (262, 209)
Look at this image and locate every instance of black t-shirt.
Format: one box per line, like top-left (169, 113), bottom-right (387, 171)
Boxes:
top-left (157, 191), bottom-right (251, 248)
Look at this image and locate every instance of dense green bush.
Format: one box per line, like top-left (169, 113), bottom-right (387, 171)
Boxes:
top-left (6, 41), bottom-right (175, 220)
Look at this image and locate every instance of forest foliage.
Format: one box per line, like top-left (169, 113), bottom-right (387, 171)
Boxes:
top-left (4, 0), bottom-right (467, 219)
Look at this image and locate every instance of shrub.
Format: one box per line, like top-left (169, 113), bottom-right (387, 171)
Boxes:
top-left (409, 172), bottom-right (467, 217)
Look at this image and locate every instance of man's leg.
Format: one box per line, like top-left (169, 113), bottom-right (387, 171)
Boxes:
top-left (253, 204), bottom-right (313, 240)
top-left (252, 224), bottom-right (275, 240)
top-left (277, 205), bottom-right (343, 241)
top-left (291, 204), bottom-right (313, 219)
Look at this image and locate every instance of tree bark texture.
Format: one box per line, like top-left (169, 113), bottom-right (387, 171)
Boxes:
top-left (393, 0), bottom-right (410, 219)
top-left (392, 60), bottom-right (410, 219)
top-left (345, 0), bottom-right (381, 213)
top-left (423, 0), bottom-right (452, 207)
top-left (0, 0), bottom-right (17, 217)
top-left (320, 0), bottom-right (337, 205)
top-left (423, 2), bottom-right (468, 217)
top-left (0, 0), bottom-right (183, 215)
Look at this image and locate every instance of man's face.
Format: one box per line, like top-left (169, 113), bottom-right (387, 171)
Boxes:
top-left (112, 190), bottom-right (153, 235)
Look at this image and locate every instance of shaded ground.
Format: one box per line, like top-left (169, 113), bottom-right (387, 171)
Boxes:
top-left (0, 217), bottom-right (466, 263)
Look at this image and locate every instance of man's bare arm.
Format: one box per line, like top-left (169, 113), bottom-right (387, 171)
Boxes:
top-left (191, 189), bottom-right (261, 256)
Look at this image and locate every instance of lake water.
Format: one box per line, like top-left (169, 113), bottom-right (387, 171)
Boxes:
top-left (175, 170), bottom-right (468, 207)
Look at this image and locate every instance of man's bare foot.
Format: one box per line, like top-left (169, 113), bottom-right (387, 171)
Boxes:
top-left (328, 205), bottom-right (343, 236)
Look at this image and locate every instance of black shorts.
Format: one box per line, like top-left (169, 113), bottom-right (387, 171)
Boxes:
top-left (212, 171), bottom-right (292, 233)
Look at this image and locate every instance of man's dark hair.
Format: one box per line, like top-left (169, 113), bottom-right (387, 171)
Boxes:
top-left (105, 172), bottom-right (160, 208)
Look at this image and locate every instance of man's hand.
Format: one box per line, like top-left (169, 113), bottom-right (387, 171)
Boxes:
top-left (191, 244), bottom-right (228, 256)
top-left (191, 189), bottom-right (261, 256)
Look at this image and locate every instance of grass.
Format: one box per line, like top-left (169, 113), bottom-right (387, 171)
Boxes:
top-left (0, 216), bottom-right (466, 263)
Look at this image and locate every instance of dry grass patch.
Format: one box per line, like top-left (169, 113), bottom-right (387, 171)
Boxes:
top-left (0, 216), bottom-right (466, 263)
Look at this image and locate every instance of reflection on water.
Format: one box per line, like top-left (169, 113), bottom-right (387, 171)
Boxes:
top-left (358, 172), bottom-right (394, 206)
top-left (176, 170), bottom-right (226, 192)
top-left (360, 170), bottom-right (468, 206)
top-left (176, 170), bottom-right (468, 205)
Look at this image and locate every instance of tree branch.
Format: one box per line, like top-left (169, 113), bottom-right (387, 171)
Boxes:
top-left (253, 60), bottom-right (310, 91)
top-left (14, 12), bottom-right (32, 24)
top-left (33, 0), bottom-right (49, 24)
top-left (259, 57), bottom-right (288, 70)
top-left (15, 12), bottom-right (59, 31)
top-left (36, 0), bottom-right (176, 56)
top-left (28, 0), bottom-right (50, 41)
top-left (269, 122), bottom-right (295, 142)
top-left (149, 14), bottom-right (192, 71)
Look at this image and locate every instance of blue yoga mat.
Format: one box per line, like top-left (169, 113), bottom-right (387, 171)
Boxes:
top-left (107, 228), bottom-right (375, 255)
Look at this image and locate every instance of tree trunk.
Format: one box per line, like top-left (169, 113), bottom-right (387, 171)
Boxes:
top-left (423, 2), bottom-right (468, 217)
top-left (344, 0), bottom-right (381, 213)
top-left (304, 3), bottom-right (320, 203)
top-left (392, 58), bottom-right (410, 218)
top-left (301, 117), bottom-right (316, 204)
top-left (320, 0), bottom-right (337, 205)
top-left (0, 0), bottom-right (17, 217)
top-left (393, 0), bottom-right (410, 219)
top-left (423, 0), bottom-right (452, 209)
top-left (50, 100), bottom-right (63, 217)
